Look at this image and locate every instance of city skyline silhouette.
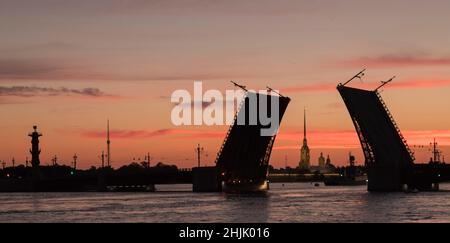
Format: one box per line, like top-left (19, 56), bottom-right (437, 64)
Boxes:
top-left (1, 0), bottom-right (450, 169)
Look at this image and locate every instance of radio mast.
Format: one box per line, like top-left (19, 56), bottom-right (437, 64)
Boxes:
top-left (107, 119), bottom-right (111, 167)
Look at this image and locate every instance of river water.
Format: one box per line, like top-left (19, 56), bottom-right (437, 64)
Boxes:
top-left (1, 182), bottom-right (449, 223)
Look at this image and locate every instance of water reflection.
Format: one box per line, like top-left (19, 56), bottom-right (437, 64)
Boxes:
top-left (0, 183), bottom-right (450, 222)
top-left (223, 193), bottom-right (269, 223)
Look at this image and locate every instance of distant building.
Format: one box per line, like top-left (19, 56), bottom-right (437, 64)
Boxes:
top-left (324, 154), bottom-right (336, 173)
top-left (311, 153), bottom-right (336, 174)
top-left (326, 154), bottom-right (332, 166)
top-left (349, 152), bottom-right (356, 166)
top-left (299, 108), bottom-right (310, 170)
top-left (318, 152), bottom-right (325, 168)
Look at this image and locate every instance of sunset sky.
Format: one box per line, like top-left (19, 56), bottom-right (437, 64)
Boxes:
top-left (1, 0), bottom-right (450, 169)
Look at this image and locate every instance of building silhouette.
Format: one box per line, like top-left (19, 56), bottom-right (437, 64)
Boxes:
top-left (326, 154), bottom-right (332, 166)
top-left (318, 152), bottom-right (325, 168)
top-left (28, 125), bottom-right (42, 168)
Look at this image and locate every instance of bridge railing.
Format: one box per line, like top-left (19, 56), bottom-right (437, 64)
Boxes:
top-left (178, 168), bottom-right (192, 172)
top-left (214, 92), bottom-right (247, 164)
top-left (376, 91), bottom-right (415, 162)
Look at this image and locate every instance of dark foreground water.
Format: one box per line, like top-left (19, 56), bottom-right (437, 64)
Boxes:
top-left (1, 182), bottom-right (450, 223)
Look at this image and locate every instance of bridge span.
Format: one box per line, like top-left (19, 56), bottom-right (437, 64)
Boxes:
top-left (337, 72), bottom-right (450, 191)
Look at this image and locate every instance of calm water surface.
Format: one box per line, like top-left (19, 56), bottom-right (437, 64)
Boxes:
top-left (1, 182), bottom-right (450, 223)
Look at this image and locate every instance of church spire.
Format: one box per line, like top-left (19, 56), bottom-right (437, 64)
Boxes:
top-left (299, 107), bottom-right (310, 170)
top-left (302, 107), bottom-right (307, 146)
top-left (303, 107), bottom-right (306, 139)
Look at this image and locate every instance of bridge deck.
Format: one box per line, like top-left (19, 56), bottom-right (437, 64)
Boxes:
top-left (338, 85), bottom-right (415, 191)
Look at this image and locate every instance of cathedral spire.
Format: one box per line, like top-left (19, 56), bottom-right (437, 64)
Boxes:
top-left (303, 107), bottom-right (306, 139)
top-left (299, 107), bottom-right (310, 170)
top-left (302, 107), bottom-right (307, 146)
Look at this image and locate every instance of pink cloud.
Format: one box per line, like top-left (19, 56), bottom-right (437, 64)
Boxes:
top-left (338, 54), bottom-right (450, 68)
top-left (387, 79), bottom-right (450, 89)
top-left (276, 130), bottom-right (360, 149)
top-left (180, 131), bottom-right (225, 139)
top-left (280, 78), bottom-right (450, 94)
top-left (80, 127), bottom-right (450, 150)
top-left (274, 129), bottom-right (450, 150)
top-left (81, 128), bottom-right (225, 139)
top-left (403, 130), bottom-right (450, 145)
top-left (358, 79), bottom-right (450, 91)
top-left (82, 129), bottom-right (187, 139)
top-left (0, 86), bottom-right (120, 98)
top-left (280, 83), bottom-right (336, 93)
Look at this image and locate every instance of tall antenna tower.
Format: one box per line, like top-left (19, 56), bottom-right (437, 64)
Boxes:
top-left (429, 138), bottom-right (442, 163)
top-left (72, 154), bottom-right (78, 170)
top-left (52, 155), bottom-right (58, 166)
top-left (107, 119), bottom-right (111, 167)
top-left (100, 151), bottom-right (105, 168)
top-left (145, 152), bottom-right (151, 168)
top-left (196, 144), bottom-right (204, 167)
